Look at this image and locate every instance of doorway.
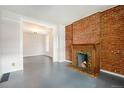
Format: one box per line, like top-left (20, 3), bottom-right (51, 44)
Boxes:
top-left (22, 20), bottom-right (54, 61)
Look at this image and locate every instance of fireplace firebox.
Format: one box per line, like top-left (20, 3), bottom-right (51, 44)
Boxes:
top-left (76, 53), bottom-right (88, 69)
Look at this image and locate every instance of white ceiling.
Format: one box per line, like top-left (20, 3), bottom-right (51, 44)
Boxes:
top-left (0, 5), bottom-right (116, 25)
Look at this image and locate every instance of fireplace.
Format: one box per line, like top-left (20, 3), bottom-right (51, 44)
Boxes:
top-left (70, 43), bottom-right (100, 77)
top-left (76, 52), bottom-right (88, 69)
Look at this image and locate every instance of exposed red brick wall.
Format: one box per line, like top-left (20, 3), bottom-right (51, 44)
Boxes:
top-left (65, 5), bottom-right (124, 76)
top-left (73, 13), bottom-right (101, 44)
top-left (65, 24), bottom-right (73, 60)
top-left (100, 5), bottom-right (124, 75)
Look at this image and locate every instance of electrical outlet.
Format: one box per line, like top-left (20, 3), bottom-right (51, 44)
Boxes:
top-left (12, 63), bottom-right (15, 67)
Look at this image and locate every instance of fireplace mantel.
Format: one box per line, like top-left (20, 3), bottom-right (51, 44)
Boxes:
top-left (72, 43), bottom-right (100, 46)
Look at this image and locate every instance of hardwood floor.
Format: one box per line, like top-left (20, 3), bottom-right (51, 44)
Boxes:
top-left (0, 55), bottom-right (124, 88)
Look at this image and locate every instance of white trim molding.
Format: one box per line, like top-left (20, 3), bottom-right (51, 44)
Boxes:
top-left (64, 60), bottom-right (72, 63)
top-left (100, 69), bottom-right (124, 78)
top-left (0, 75), bottom-right (2, 81)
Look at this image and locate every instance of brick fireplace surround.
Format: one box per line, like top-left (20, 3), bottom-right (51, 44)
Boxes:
top-left (71, 44), bottom-right (100, 77)
top-left (65, 5), bottom-right (124, 77)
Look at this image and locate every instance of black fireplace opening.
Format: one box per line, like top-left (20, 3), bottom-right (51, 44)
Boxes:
top-left (76, 52), bottom-right (88, 68)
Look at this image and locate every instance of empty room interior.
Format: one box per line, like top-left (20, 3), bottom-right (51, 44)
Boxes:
top-left (0, 5), bottom-right (124, 88)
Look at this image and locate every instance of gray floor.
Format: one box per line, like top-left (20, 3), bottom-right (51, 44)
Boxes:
top-left (0, 55), bottom-right (124, 88)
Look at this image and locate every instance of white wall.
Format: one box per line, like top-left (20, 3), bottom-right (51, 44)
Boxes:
top-left (0, 11), bottom-right (23, 74)
top-left (52, 25), bottom-right (66, 62)
top-left (0, 15), bottom-right (2, 76)
top-left (21, 17), bottom-right (65, 62)
top-left (58, 25), bottom-right (65, 62)
top-left (23, 31), bottom-right (46, 57)
top-left (0, 10), bottom-right (66, 76)
top-left (53, 26), bottom-right (59, 62)
top-left (45, 31), bottom-right (53, 57)
top-left (53, 25), bottom-right (65, 62)
top-left (22, 17), bottom-right (57, 60)
top-left (49, 31), bottom-right (53, 57)
top-left (0, 11), bottom-right (66, 75)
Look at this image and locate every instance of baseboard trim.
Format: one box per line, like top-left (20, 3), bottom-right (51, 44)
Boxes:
top-left (42, 55), bottom-right (53, 58)
top-left (64, 60), bottom-right (72, 63)
top-left (23, 54), bottom-right (47, 57)
top-left (0, 75), bottom-right (2, 81)
top-left (24, 54), bottom-right (51, 58)
top-left (100, 69), bottom-right (124, 78)
top-left (53, 60), bottom-right (71, 63)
